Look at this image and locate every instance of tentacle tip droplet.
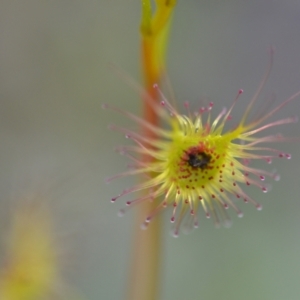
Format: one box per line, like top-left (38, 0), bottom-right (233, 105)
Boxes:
top-left (256, 204), bottom-right (263, 211)
top-left (140, 223), bottom-right (148, 230)
top-left (274, 174), bottom-right (280, 181)
top-left (266, 158), bottom-right (272, 164)
top-left (223, 219), bottom-right (232, 228)
top-left (115, 147), bottom-right (126, 155)
top-left (118, 209), bottom-right (125, 217)
top-left (238, 211), bottom-right (244, 218)
top-left (170, 217), bottom-right (175, 223)
top-left (172, 231), bottom-right (179, 238)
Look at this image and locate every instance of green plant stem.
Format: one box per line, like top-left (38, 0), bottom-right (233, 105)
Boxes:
top-left (126, 35), bottom-right (163, 298)
top-left (126, 203), bottom-right (162, 300)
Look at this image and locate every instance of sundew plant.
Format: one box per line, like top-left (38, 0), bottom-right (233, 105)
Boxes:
top-left (105, 1), bottom-right (300, 300)
top-left (107, 57), bottom-right (299, 235)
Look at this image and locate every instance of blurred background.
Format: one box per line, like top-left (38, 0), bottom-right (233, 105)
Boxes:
top-left (1, 1), bottom-right (300, 299)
